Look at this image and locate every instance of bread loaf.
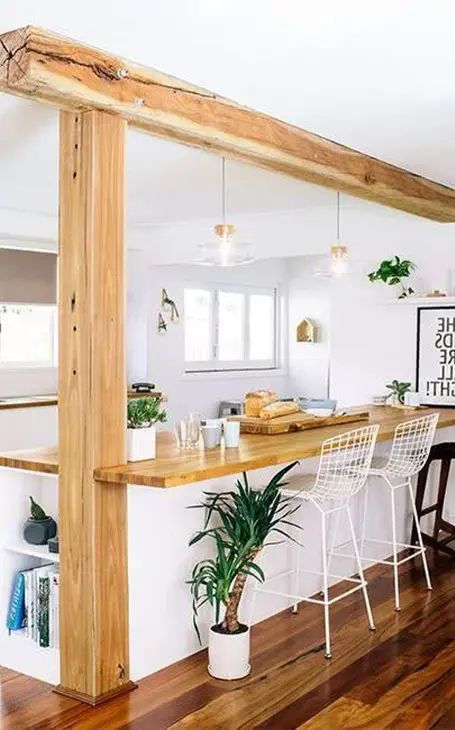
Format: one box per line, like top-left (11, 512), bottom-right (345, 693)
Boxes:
top-left (259, 401), bottom-right (300, 421)
top-left (244, 389), bottom-right (277, 417)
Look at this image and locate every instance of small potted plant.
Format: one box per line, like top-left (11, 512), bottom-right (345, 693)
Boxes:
top-left (188, 462), bottom-right (300, 680)
top-left (23, 496), bottom-right (57, 546)
top-left (127, 397), bottom-right (167, 461)
top-left (368, 256), bottom-right (416, 299)
top-left (386, 379), bottom-right (412, 405)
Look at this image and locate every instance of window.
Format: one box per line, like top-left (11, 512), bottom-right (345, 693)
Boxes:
top-left (0, 304), bottom-right (57, 368)
top-left (184, 285), bottom-right (278, 371)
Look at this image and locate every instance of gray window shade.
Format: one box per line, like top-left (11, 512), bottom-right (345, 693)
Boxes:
top-left (0, 250), bottom-right (57, 305)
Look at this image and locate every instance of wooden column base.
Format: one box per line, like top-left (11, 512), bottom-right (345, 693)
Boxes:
top-left (53, 680), bottom-right (138, 706)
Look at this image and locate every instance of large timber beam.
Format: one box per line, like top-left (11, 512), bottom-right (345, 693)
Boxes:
top-left (57, 109), bottom-right (134, 704)
top-left (1, 25), bottom-right (455, 222)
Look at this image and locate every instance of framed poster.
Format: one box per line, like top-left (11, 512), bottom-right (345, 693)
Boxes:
top-left (416, 306), bottom-right (455, 407)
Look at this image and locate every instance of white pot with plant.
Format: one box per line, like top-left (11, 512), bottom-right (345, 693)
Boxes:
top-left (188, 462), bottom-right (300, 680)
top-left (127, 397), bottom-right (167, 462)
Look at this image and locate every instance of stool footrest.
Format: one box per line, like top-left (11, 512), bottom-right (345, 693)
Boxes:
top-left (255, 568), bottom-right (367, 607)
top-left (330, 536), bottom-right (425, 568)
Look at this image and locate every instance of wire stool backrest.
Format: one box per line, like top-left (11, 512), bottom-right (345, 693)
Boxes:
top-left (384, 413), bottom-right (439, 478)
top-left (312, 424), bottom-right (380, 500)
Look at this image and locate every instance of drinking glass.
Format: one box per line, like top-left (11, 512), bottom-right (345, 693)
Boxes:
top-left (174, 419), bottom-right (191, 449)
top-left (175, 414), bottom-right (201, 449)
top-left (188, 412), bottom-right (201, 447)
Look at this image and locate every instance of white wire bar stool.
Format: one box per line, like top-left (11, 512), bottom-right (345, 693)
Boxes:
top-left (249, 423), bottom-right (379, 659)
top-left (332, 413), bottom-right (439, 612)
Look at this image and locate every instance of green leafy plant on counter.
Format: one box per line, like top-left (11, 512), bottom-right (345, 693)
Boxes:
top-left (127, 397), bottom-right (167, 429)
top-left (368, 256), bottom-right (416, 299)
top-left (386, 379), bottom-right (412, 405)
top-left (188, 462), bottom-right (301, 640)
top-left (29, 496), bottom-right (49, 520)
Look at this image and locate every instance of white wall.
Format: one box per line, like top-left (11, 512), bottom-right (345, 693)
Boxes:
top-left (287, 255), bottom-right (331, 399)
top-left (127, 254), bottom-right (290, 421)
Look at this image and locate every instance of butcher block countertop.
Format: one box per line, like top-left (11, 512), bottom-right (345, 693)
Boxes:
top-left (1, 405), bottom-right (454, 488)
top-left (0, 390), bottom-right (163, 411)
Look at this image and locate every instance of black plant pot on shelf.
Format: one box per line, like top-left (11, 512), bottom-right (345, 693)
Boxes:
top-left (23, 517), bottom-right (57, 546)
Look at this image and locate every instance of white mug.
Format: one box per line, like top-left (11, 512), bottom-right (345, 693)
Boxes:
top-left (201, 425), bottom-right (221, 449)
top-left (224, 420), bottom-right (240, 448)
top-left (404, 391), bottom-right (421, 407)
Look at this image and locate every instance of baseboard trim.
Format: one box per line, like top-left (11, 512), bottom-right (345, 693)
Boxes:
top-left (53, 680), bottom-right (138, 706)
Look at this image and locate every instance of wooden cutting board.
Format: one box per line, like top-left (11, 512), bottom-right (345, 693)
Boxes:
top-left (230, 410), bottom-right (370, 435)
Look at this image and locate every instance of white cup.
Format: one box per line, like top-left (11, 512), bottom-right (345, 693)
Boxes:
top-left (204, 418), bottom-right (222, 428)
top-left (404, 391), bottom-right (421, 407)
top-left (224, 420), bottom-right (240, 448)
top-left (201, 425), bottom-right (221, 449)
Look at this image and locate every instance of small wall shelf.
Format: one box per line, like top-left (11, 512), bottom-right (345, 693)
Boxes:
top-left (296, 318), bottom-right (317, 342)
top-left (3, 541), bottom-right (59, 563)
top-left (392, 297), bottom-right (455, 306)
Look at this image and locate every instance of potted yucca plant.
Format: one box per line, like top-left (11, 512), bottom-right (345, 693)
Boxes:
top-left (188, 462), bottom-right (300, 680)
top-left (127, 397), bottom-right (167, 461)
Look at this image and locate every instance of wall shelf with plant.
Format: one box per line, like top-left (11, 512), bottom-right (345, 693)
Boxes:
top-left (368, 256), bottom-right (416, 300)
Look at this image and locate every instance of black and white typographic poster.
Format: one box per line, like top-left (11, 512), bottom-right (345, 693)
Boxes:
top-left (416, 307), bottom-right (455, 407)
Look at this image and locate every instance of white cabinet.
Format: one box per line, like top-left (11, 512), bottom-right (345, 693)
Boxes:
top-left (0, 406), bottom-right (57, 452)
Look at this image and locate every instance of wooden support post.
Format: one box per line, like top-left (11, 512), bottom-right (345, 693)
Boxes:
top-left (56, 109), bottom-right (135, 705)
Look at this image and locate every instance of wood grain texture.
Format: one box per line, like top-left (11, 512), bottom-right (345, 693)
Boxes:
top-left (58, 110), bottom-right (131, 702)
top-left (1, 26), bottom-right (455, 221)
top-left (2, 551), bottom-right (455, 728)
top-left (232, 409), bottom-right (369, 434)
top-left (1, 405), bottom-right (455, 487)
top-left (0, 445), bottom-right (58, 474)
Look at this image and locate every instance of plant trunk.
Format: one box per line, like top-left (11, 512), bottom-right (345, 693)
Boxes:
top-left (222, 550), bottom-right (259, 632)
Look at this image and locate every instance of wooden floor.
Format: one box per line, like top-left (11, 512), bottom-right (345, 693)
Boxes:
top-left (2, 550), bottom-right (455, 729)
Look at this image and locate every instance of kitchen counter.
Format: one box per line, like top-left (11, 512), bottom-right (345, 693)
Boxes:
top-left (1, 405), bottom-right (454, 487)
top-left (0, 395), bottom-right (58, 410)
top-left (0, 390), bottom-right (163, 411)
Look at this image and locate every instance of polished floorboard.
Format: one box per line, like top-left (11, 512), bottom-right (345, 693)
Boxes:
top-left (1, 550), bottom-right (455, 729)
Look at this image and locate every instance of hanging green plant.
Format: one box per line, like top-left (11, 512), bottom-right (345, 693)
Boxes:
top-left (368, 256), bottom-right (416, 299)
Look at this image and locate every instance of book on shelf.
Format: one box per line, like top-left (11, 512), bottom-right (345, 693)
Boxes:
top-left (6, 572), bottom-right (25, 632)
top-left (7, 564), bottom-right (59, 648)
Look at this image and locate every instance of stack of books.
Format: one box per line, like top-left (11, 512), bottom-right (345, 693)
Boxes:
top-left (6, 565), bottom-right (60, 648)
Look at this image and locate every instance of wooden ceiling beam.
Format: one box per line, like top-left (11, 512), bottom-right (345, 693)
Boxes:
top-left (1, 25), bottom-right (455, 222)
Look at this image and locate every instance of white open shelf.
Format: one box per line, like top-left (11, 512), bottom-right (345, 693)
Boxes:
top-left (3, 541), bottom-right (59, 563)
top-left (0, 470), bottom-right (59, 684)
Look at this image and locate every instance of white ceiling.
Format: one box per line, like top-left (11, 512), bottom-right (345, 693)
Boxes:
top-left (0, 1), bottom-right (454, 239)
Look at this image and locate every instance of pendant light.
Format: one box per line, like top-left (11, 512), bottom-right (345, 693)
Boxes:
top-left (330, 192), bottom-right (349, 275)
top-left (314, 191), bottom-right (350, 278)
top-left (197, 158), bottom-right (254, 267)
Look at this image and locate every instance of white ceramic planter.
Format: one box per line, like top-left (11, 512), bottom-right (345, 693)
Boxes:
top-left (127, 425), bottom-right (156, 462)
top-left (208, 625), bottom-right (250, 680)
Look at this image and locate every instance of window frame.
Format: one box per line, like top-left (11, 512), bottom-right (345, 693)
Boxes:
top-left (184, 282), bottom-right (280, 373)
top-left (0, 302), bottom-right (58, 370)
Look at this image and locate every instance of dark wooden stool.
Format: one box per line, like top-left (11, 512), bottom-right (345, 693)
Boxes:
top-left (412, 442), bottom-right (455, 557)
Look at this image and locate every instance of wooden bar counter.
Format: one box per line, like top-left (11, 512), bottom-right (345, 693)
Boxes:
top-left (1, 405), bottom-right (455, 488)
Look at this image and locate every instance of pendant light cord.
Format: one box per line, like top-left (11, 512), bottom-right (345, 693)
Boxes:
top-left (336, 191), bottom-right (340, 241)
top-left (222, 157), bottom-right (227, 225)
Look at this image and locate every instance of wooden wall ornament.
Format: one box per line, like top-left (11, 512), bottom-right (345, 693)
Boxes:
top-left (57, 109), bottom-right (135, 704)
top-left (1, 26), bottom-right (455, 222)
top-left (296, 318), bottom-right (317, 343)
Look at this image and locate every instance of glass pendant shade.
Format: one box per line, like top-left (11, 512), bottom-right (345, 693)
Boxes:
top-left (197, 160), bottom-right (254, 267)
top-left (313, 193), bottom-right (350, 278)
top-left (330, 244), bottom-right (349, 276)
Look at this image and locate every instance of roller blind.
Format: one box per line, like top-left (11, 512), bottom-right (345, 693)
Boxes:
top-left (0, 249), bottom-right (57, 305)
